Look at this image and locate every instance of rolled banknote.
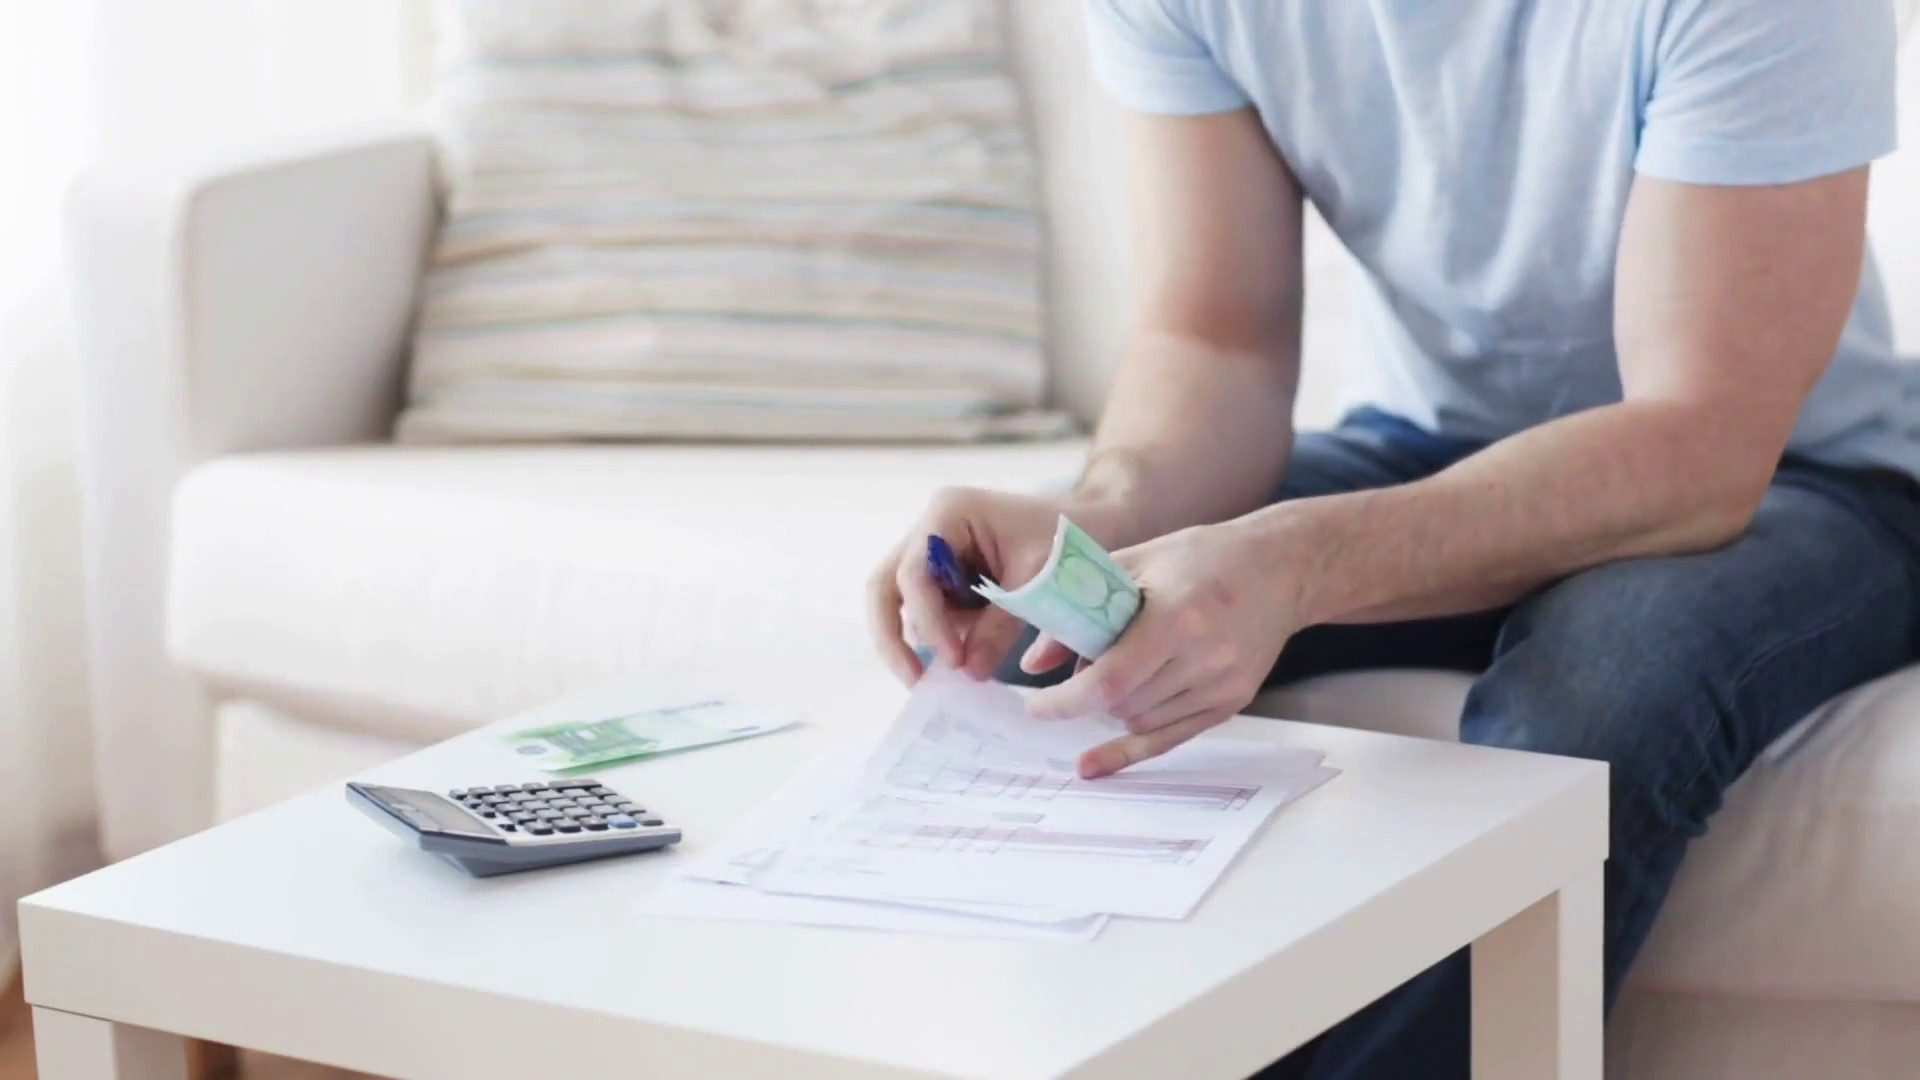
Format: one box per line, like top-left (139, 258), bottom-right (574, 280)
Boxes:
top-left (973, 516), bottom-right (1141, 659)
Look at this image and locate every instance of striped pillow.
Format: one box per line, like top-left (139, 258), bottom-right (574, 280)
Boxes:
top-left (398, 0), bottom-right (1073, 444)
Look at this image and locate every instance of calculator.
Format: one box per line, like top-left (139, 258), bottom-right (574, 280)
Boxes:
top-left (346, 779), bottom-right (682, 877)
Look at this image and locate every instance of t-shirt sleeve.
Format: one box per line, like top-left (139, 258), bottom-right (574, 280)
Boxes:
top-left (1635, 0), bottom-right (1899, 186)
top-left (1083, 0), bottom-right (1249, 115)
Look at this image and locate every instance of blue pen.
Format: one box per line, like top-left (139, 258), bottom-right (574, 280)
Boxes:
top-left (926, 535), bottom-right (990, 610)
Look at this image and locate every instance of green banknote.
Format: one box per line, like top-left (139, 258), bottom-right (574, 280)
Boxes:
top-left (973, 515), bottom-right (1141, 660)
top-left (505, 701), bottom-right (797, 772)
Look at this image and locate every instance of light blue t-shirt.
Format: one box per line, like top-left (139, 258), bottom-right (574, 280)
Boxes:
top-left (1087, 0), bottom-right (1915, 475)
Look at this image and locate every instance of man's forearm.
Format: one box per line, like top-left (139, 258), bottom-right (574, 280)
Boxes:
top-left (1067, 333), bottom-right (1298, 549)
top-left (1250, 400), bottom-right (1775, 626)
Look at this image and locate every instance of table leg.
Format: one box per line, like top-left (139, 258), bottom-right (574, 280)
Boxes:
top-left (1470, 867), bottom-right (1603, 1080)
top-left (32, 1007), bottom-right (188, 1080)
top-left (186, 1040), bottom-right (241, 1080)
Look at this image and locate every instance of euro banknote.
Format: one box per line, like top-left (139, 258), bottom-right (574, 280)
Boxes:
top-left (973, 516), bottom-right (1141, 660)
top-left (505, 701), bottom-right (797, 772)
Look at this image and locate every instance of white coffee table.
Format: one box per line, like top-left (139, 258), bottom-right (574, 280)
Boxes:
top-left (22, 676), bottom-right (1606, 1080)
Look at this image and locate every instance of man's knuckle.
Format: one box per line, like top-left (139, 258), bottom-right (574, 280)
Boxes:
top-left (1201, 576), bottom-right (1245, 614)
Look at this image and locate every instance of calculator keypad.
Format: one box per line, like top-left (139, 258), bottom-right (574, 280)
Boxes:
top-left (448, 780), bottom-right (655, 843)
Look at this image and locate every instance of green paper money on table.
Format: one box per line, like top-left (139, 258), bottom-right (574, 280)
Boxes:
top-left (973, 516), bottom-right (1142, 660)
top-left (505, 701), bottom-right (797, 772)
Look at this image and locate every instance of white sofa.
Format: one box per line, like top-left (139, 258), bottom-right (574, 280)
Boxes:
top-left (68, 5), bottom-right (1920, 1077)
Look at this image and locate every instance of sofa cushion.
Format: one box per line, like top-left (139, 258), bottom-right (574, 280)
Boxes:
top-left (1255, 669), bottom-right (1920, 1002)
top-left (169, 441), bottom-right (1086, 741)
top-left (401, 0), bottom-right (1068, 445)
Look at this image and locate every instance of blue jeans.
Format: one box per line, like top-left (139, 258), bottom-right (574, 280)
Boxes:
top-left (1249, 409), bottom-right (1920, 1079)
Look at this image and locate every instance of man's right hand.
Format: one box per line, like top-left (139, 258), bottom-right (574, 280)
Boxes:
top-left (868, 488), bottom-right (1117, 685)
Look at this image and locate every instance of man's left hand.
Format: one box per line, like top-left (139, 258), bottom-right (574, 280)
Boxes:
top-left (1022, 519), bottom-right (1305, 778)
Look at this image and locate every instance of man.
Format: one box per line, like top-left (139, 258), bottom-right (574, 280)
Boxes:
top-left (869, 1), bottom-right (1918, 1076)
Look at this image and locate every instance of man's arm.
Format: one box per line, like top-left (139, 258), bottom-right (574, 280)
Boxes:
top-left (893, 106), bottom-right (1309, 680)
top-left (1069, 107), bottom-right (1308, 550)
top-left (1251, 168), bottom-right (1870, 627)
top-left (1026, 168), bottom-right (1871, 774)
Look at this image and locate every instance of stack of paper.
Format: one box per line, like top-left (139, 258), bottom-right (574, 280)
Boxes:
top-left (643, 669), bottom-right (1337, 941)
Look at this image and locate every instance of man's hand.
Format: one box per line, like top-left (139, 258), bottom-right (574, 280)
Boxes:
top-left (868, 108), bottom-right (1305, 692)
top-left (1023, 520), bottom-right (1303, 779)
top-left (868, 489), bottom-right (1132, 685)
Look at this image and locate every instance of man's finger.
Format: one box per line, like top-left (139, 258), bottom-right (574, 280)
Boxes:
top-left (959, 607), bottom-right (1026, 681)
top-left (1078, 708), bottom-right (1230, 778)
top-left (1111, 662), bottom-right (1196, 730)
top-left (897, 558), bottom-right (963, 666)
top-left (1019, 633), bottom-right (1075, 675)
top-left (866, 565), bottom-right (922, 685)
top-left (1025, 627), bottom-right (1167, 719)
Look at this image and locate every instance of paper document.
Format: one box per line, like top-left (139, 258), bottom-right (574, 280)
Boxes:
top-left (642, 746), bottom-right (1107, 940)
top-left (754, 672), bottom-right (1335, 919)
top-left (640, 668), bottom-right (1336, 938)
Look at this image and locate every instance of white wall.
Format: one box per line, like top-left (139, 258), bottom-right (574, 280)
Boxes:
top-left (89, 0), bottom-right (430, 159)
top-left (0, 2), bottom-right (94, 304)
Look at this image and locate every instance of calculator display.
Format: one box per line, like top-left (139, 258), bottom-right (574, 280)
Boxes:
top-left (365, 786), bottom-right (494, 838)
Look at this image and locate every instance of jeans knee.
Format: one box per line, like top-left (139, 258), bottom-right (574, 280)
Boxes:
top-left (1460, 642), bottom-right (1720, 837)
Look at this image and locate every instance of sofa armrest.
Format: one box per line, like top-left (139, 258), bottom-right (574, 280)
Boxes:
top-left (67, 124), bottom-right (439, 857)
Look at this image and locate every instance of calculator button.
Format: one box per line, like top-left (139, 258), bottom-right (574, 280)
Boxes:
top-left (520, 799), bottom-right (548, 810)
top-left (447, 788), bottom-right (468, 798)
top-left (498, 823), bottom-right (517, 832)
top-left (607, 815), bottom-right (637, 829)
top-left (509, 811), bottom-right (535, 823)
top-left (547, 799), bottom-right (577, 809)
top-left (588, 786), bottom-right (614, 797)
top-left (526, 823), bottom-right (554, 836)
top-left (520, 782), bottom-right (548, 792)
top-left (472, 786), bottom-right (499, 795)
top-left (534, 809), bottom-right (562, 820)
top-left (555, 822), bottom-right (582, 834)
top-left (641, 818), bottom-right (665, 827)
top-left (581, 818), bottom-right (608, 831)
